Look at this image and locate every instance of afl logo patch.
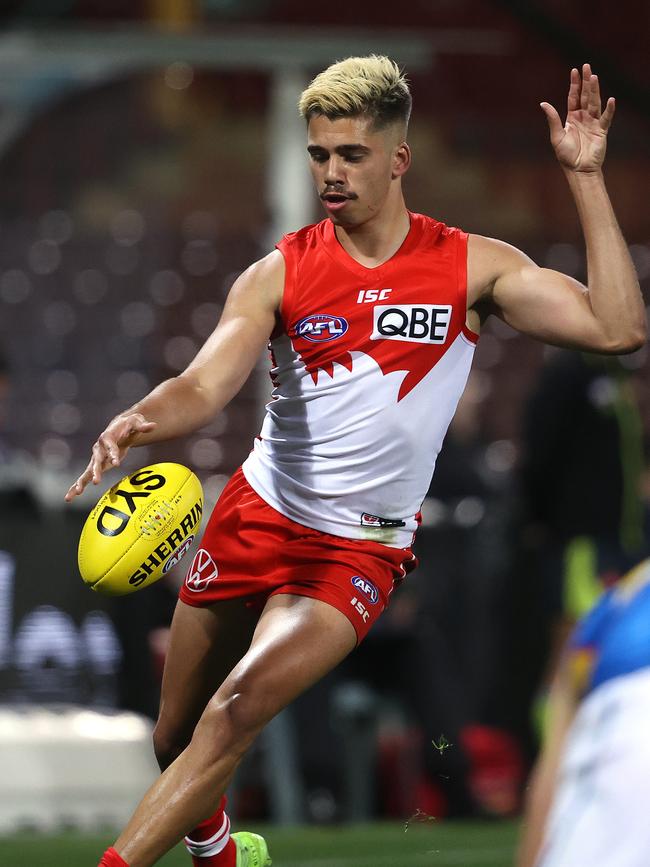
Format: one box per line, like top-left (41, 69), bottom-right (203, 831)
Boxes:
top-left (351, 575), bottom-right (379, 605)
top-left (292, 313), bottom-right (349, 343)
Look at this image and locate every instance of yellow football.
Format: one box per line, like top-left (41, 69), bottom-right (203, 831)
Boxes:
top-left (78, 463), bottom-right (203, 595)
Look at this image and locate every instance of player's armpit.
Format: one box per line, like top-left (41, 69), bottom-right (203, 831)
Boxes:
top-left (468, 234), bottom-right (645, 354)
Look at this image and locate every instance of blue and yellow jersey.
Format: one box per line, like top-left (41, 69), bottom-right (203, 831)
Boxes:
top-left (567, 559), bottom-right (650, 698)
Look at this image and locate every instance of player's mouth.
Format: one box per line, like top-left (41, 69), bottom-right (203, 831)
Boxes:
top-left (320, 191), bottom-right (356, 213)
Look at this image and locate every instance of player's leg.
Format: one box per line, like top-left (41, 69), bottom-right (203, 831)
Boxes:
top-left (151, 598), bottom-right (261, 867)
top-left (152, 597), bottom-right (260, 771)
top-left (113, 593), bottom-right (357, 867)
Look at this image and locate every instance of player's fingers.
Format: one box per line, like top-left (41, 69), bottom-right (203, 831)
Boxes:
top-left (90, 440), bottom-right (114, 483)
top-left (588, 73), bottom-right (602, 117)
top-left (64, 481), bottom-right (83, 501)
top-left (567, 67), bottom-right (580, 112)
top-left (65, 464), bottom-right (93, 501)
top-left (580, 63), bottom-right (591, 110)
top-left (540, 102), bottom-right (564, 145)
top-left (90, 445), bottom-right (104, 485)
top-left (600, 96), bottom-right (616, 130)
top-left (112, 413), bottom-right (155, 443)
top-left (97, 433), bottom-right (121, 466)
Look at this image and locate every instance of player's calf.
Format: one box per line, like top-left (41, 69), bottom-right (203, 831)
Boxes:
top-left (152, 721), bottom-right (193, 771)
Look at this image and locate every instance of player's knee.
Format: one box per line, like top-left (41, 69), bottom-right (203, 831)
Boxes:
top-left (224, 690), bottom-right (268, 740)
top-left (205, 677), bottom-right (274, 750)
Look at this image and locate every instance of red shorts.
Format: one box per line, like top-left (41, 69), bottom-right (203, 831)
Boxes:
top-left (179, 468), bottom-right (417, 642)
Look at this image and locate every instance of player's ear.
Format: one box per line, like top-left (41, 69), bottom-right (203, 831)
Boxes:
top-left (391, 141), bottom-right (411, 179)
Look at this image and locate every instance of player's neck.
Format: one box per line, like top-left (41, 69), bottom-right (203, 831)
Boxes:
top-left (333, 201), bottom-right (410, 269)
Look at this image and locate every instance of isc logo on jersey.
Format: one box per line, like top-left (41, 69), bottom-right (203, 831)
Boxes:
top-left (292, 313), bottom-right (349, 342)
top-left (371, 304), bottom-right (452, 345)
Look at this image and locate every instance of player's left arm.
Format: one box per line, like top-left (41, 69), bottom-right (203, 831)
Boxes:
top-left (469, 64), bottom-right (646, 354)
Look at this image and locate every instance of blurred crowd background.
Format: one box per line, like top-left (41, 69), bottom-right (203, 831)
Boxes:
top-left (0, 0), bottom-right (649, 833)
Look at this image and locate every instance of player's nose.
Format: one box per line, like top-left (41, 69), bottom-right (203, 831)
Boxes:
top-left (323, 156), bottom-right (345, 185)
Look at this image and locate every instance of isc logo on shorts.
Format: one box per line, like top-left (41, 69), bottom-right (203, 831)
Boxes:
top-left (371, 304), bottom-right (452, 345)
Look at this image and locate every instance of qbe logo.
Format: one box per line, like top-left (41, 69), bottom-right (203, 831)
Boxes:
top-left (292, 313), bottom-right (349, 342)
top-left (371, 304), bottom-right (452, 345)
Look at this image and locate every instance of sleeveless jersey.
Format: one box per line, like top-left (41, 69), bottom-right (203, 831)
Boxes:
top-left (242, 212), bottom-right (478, 548)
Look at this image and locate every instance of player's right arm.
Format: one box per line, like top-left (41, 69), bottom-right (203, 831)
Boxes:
top-left (515, 659), bottom-right (578, 867)
top-left (468, 65), bottom-right (646, 355)
top-left (65, 250), bottom-right (284, 501)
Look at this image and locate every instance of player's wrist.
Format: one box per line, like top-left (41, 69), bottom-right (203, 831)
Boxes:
top-left (562, 165), bottom-right (605, 183)
top-left (563, 166), bottom-right (608, 202)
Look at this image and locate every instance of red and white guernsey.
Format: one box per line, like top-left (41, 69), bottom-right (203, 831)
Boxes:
top-left (242, 212), bottom-right (478, 548)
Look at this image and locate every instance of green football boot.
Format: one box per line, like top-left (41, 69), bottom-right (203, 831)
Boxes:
top-left (232, 831), bottom-right (272, 867)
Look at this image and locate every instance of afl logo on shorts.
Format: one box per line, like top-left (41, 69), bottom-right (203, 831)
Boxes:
top-left (185, 548), bottom-right (218, 592)
top-left (291, 313), bottom-right (349, 343)
top-left (351, 575), bottom-right (379, 605)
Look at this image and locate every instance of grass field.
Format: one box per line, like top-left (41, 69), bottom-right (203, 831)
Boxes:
top-left (0, 821), bottom-right (519, 866)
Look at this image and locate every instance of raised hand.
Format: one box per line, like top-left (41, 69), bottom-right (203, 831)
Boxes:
top-left (64, 412), bottom-right (156, 501)
top-left (540, 63), bottom-right (615, 172)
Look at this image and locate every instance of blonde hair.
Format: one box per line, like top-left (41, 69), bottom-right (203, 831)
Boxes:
top-left (298, 55), bottom-right (411, 131)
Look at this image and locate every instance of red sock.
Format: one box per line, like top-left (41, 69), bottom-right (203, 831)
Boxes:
top-left (184, 797), bottom-right (236, 867)
top-left (98, 848), bottom-right (129, 867)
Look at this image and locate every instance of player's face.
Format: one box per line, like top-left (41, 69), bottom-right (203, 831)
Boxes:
top-left (307, 114), bottom-right (408, 228)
